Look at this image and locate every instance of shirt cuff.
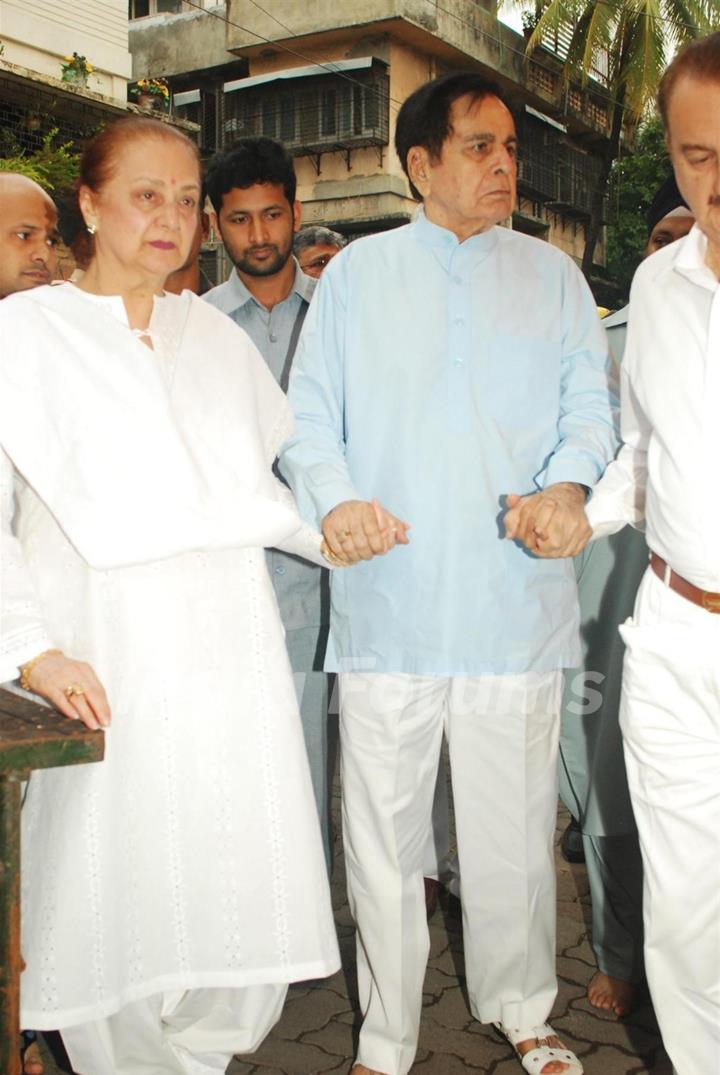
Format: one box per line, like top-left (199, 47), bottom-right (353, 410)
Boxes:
top-left (535, 456), bottom-right (601, 493)
top-left (312, 478), bottom-right (363, 524)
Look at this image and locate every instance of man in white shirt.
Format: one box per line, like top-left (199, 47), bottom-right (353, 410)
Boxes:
top-left (565, 31), bottom-right (720, 1075)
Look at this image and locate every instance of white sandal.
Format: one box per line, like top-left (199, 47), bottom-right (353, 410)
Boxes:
top-left (493, 1022), bottom-right (583, 1075)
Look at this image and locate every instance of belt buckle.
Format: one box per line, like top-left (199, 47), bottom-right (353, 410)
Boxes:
top-left (701, 591), bottom-right (720, 613)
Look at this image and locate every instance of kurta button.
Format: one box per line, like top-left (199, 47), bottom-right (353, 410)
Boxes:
top-left (269, 333), bottom-right (278, 342)
top-left (275, 565), bottom-right (286, 575)
top-left (452, 275), bottom-right (462, 285)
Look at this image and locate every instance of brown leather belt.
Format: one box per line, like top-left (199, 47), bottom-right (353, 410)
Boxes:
top-left (650, 552), bottom-right (720, 613)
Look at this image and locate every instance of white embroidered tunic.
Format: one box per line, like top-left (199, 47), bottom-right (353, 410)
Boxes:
top-left (0, 284), bottom-right (340, 1029)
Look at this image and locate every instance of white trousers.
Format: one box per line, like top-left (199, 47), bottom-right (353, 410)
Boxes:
top-left (61, 984), bottom-right (288, 1075)
top-left (620, 568), bottom-right (720, 1075)
top-left (339, 670), bottom-right (562, 1075)
top-left (422, 759), bottom-right (460, 897)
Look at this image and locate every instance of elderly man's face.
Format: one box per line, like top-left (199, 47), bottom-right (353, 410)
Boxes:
top-left (0, 183), bottom-right (59, 298)
top-left (666, 75), bottom-right (720, 253)
top-left (408, 93), bottom-right (518, 242)
top-left (297, 242), bottom-right (342, 278)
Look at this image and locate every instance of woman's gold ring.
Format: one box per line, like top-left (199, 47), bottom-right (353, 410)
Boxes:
top-left (64, 683), bottom-right (85, 699)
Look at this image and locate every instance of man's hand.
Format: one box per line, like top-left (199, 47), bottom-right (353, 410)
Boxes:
top-left (322, 498), bottom-right (410, 565)
top-left (503, 482), bottom-right (591, 558)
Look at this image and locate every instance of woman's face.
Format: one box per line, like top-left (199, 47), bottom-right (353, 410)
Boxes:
top-left (80, 136), bottom-right (201, 286)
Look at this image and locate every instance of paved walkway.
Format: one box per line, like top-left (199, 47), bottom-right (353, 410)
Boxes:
top-left (38, 740), bottom-right (670, 1075)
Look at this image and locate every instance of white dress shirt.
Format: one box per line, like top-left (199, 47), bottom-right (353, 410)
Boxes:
top-left (587, 224), bottom-right (720, 591)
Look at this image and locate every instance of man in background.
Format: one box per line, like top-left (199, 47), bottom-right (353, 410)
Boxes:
top-left (203, 138), bottom-right (332, 871)
top-left (293, 225), bottom-right (346, 279)
top-left (0, 172), bottom-right (58, 299)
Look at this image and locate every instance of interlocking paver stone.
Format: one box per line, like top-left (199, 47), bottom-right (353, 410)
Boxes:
top-left (36, 735), bottom-right (668, 1075)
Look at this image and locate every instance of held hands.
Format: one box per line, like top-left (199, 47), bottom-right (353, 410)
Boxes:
top-left (322, 498), bottom-right (411, 566)
top-left (22, 650), bottom-right (111, 731)
top-left (503, 481), bottom-right (591, 558)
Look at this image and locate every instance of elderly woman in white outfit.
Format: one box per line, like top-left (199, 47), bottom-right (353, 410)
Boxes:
top-left (0, 117), bottom-right (340, 1074)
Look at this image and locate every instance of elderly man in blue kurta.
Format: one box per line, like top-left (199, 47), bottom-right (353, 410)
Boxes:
top-left (279, 73), bottom-right (617, 1075)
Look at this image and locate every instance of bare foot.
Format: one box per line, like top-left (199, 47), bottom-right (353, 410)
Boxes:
top-left (22, 1039), bottom-right (44, 1075)
top-left (587, 970), bottom-right (637, 1017)
top-left (515, 1034), bottom-right (574, 1074)
top-left (351, 1067), bottom-right (389, 1075)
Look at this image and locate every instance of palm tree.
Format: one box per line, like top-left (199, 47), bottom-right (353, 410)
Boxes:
top-left (522, 0), bottom-right (716, 278)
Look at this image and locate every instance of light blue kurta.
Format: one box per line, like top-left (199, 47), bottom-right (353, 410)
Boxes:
top-left (279, 211), bottom-right (618, 676)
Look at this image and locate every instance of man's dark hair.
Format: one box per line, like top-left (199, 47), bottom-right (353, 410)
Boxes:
top-left (645, 173), bottom-right (689, 234)
top-left (395, 72), bottom-right (509, 200)
top-left (204, 136), bottom-right (297, 214)
top-left (658, 31), bottom-right (720, 129)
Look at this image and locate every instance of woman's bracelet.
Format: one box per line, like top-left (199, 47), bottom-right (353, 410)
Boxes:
top-left (19, 648), bottom-right (62, 692)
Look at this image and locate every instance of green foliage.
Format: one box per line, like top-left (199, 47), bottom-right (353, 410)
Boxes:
top-left (0, 157), bottom-right (46, 185)
top-left (29, 129), bottom-right (80, 190)
top-left (0, 129), bottom-right (79, 191)
top-left (606, 117), bottom-right (672, 301)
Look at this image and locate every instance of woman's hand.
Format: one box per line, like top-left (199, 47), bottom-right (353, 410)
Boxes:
top-left (24, 651), bottom-right (111, 730)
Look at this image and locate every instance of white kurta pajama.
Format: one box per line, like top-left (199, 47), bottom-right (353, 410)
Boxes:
top-left (587, 225), bottom-right (720, 1075)
top-left (279, 212), bottom-right (618, 1074)
top-left (0, 284), bottom-right (340, 1073)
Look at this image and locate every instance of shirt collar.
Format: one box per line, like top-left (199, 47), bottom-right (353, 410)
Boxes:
top-left (411, 206), bottom-right (500, 260)
top-left (673, 224), bottom-right (718, 293)
top-left (218, 257), bottom-right (314, 314)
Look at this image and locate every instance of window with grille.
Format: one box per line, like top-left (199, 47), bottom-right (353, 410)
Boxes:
top-left (516, 113), bottom-right (603, 217)
top-left (129, 0), bottom-right (198, 17)
top-left (516, 114), bottom-right (560, 201)
top-left (172, 88), bottom-right (222, 153)
top-left (528, 62), bottom-right (557, 97)
top-left (222, 70), bottom-right (390, 154)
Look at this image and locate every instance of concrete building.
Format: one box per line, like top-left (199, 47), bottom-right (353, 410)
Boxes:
top-left (0, 0), bottom-right (131, 102)
top-left (131, 0), bottom-right (611, 273)
top-left (0, 0), bottom-right (135, 194)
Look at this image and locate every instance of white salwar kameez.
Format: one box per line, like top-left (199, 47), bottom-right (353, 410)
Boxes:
top-left (0, 284), bottom-right (340, 1072)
